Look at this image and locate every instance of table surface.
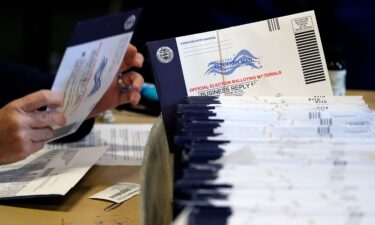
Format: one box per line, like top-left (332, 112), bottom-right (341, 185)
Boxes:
top-left (0, 110), bottom-right (156, 225)
top-left (0, 90), bottom-right (374, 225)
top-left (346, 90), bottom-right (375, 109)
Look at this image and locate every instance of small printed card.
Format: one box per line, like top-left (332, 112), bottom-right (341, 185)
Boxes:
top-left (89, 182), bottom-right (140, 203)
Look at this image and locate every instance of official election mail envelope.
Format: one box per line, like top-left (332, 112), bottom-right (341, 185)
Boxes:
top-left (147, 10), bottom-right (332, 150)
top-left (49, 9), bottom-right (141, 141)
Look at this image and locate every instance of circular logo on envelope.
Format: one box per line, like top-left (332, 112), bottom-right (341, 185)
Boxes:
top-left (156, 46), bottom-right (174, 63)
top-left (124, 15), bottom-right (136, 30)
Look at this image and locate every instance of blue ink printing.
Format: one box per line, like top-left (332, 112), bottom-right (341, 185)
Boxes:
top-left (88, 57), bottom-right (108, 97)
top-left (205, 49), bottom-right (261, 75)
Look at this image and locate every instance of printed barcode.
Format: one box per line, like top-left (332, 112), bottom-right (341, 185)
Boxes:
top-left (295, 30), bottom-right (326, 84)
top-left (334, 160), bottom-right (347, 166)
top-left (109, 188), bottom-right (130, 198)
top-left (320, 118), bottom-right (332, 126)
top-left (267, 18), bottom-right (280, 32)
top-left (317, 126), bottom-right (330, 136)
top-left (308, 111), bottom-right (321, 119)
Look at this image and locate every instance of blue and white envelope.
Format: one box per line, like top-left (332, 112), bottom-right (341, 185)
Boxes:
top-left (147, 10), bottom-right (332, 150)
top-left (49, 9), bottom-right (141, 141)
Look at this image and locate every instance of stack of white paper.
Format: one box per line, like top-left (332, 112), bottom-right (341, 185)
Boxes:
top-left (47, 124), bottom-right (152, 166)
top-left (174, 95), bottom-right (375, 225)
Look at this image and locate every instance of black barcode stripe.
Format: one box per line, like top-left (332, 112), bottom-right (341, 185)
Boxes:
top-left (275, 18), bottom-right (280, 30)
top-left (267, 20), bottom-right (272, 31)
top-left (295, 30), bottom-right (326, 85)
top-left (295, 34), bottom-right (316, 41)
top-left (304, 72), bottom-right (325, 78)
top-left (267, 18), bottom-right (280, 32)
top-left (305, 76), bottom-right (325, 82)
top-left (305, 74), bottom-right (324, 80)
top-left (301, 60), bottom-right (323, 67)
top-left (297, 42), bottom-right (318, 49)
top-left (300, 55), bottom-right (321, 61)
top-left (302, 60), bottom-right (322, 67)
top-left (320, 118), bottom-right (332, 126)
top-left (304, 70), bottom-right (324, 76)
top-left (300, 54), bottom-right (321, 60)
top-left (308, 111), bottom-right (321, 119)
top-left (299, 44), bottom-right (319, 51)
top-left (296, 35), bottom-right (317, 41)
top-left (317, 126), bottom-right (330, 136)
top-left (305, 75), bottom-right (325, 82)
top-left (296, 38), bottom-right (317, 46)
top-left (305, 74), bottom-right (325, 80)
top-left (304, 69), bottom-right (324, 75)
top-left (298, 48), bottom-right (318, 55)
top-left (302, 62), bottom-right (322, 69)
top-left (304, 67), bottom-right (323, 73)
top-left (306, 78), bottom-right (326, 84)
top-left (299, 48), bottom-right (319, 55)
top-left (294, 30), bottom-right (315, 37)
top-left (301, 59), bottom-right (323, 68)
top-left (298, 45), bottom-right (319, 53)
top-left (298, 44), bottom-right (318, 51)
top-left (303, 66), bottom-right (323, 73)
top-left (304, 60), bottom-right (320, 64)
top-left (300, 54), bottom-right (321, 61)
top-left (303, 65), bottom-right (324, 72)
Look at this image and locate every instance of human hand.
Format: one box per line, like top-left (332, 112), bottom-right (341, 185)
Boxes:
top-left (89, 44), bottom-right (144, 118)
top-left (0, 90), bottom-right (66, 165)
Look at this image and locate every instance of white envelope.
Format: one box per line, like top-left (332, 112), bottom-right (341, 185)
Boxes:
top-left (175, 11), bottom-right (333, 97)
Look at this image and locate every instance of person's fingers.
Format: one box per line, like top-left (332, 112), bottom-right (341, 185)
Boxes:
top-left (28, 111), bottom-right (67, 128)
top-left (120, 91), bottom-right (141, 105)
top-left (14, 90), bottom-right (64, 112)
top-left (127, 43), bottom-right (137, 54)
top-left (120, 44), bottom-right (144, 72)
top-left (129, 92), bottom-right (141, 105)
top-left (116, 71), bottom-right (143, 105)
top-left (5, 136), bottom-right (42, 162)
top-left (123, 44), bottom-right (138, 69)
top-left (29, 141), bottom-right (45, 154)
top-left (132, 52), bottom-right (144, 68)
top-left (30, 127), bottom-right (54, 142)
top-left (24, 131), bottom-right (47, 156)
top-left (121, 71), bottom-right (144, 92)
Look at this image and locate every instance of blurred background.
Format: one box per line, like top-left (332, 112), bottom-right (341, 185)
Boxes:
top-left (0, 0), bottom-right (374, 90)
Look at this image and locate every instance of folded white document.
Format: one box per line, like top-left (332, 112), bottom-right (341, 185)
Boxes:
top-left (49, 10), bottom-right (141, 141)
top-left (89, 182), bottom-right (140, 203)
top-left (46, 124), bottom-right (153, 166)
top-left (0, 146), bottom-right (107, 199)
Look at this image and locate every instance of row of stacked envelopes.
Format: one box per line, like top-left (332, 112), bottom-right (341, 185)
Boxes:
top-left (173, 95), bottom-right (375, 225)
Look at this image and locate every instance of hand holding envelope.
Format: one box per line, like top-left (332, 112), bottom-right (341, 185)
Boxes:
top-left (88, 44), bottom-right (144, 118)
top-left (0, 10), bottom-right (143, 165)
top-left (50, 9), bottom-right (142, 141)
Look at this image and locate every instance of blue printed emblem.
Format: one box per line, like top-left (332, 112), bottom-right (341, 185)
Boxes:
top-left (205, 49), bottom-right (261, 75)
top-left (88, 57), bottom-right (108, 97)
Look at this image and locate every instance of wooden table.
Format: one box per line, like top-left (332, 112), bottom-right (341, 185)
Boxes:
top-left (0, 91), bottom-right (374, 225)
top-left (0, 110), bottom-right (157, 225)
top-left (346, 90), bottom-right (375, 109)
